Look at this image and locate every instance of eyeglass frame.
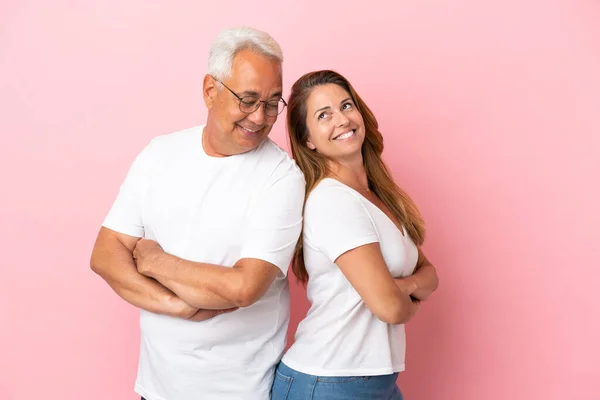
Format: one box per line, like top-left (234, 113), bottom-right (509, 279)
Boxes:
top-left (211, 76), bottom-right (287, 117)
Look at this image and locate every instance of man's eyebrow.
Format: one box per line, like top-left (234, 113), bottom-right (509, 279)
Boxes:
top-left (239, 90), bottom-right (260, 97)
top-left (239, 90), bottom-right (283, 99)
top-left (270, 91), bottom-right (283, 99)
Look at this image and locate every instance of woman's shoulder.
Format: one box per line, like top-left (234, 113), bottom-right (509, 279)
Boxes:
top-left (305, 178), bottom-right (367, 215)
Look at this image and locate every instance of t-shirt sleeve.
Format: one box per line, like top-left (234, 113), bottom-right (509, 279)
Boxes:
top-left (102, 141), bottom-right (155, 238)
top-left (239, 170), bottom-right (306, 276)
top-left (304, 185), bottom-right (379, 263)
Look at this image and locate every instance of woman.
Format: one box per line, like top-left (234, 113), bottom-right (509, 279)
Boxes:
top-left (271, 70), bottom-right (439, 400)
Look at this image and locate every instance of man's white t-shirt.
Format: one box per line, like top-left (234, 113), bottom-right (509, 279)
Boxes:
top-left (102, 125), bottom-right (305, 400)
top-left (281, 178), bottom-right (418, 376)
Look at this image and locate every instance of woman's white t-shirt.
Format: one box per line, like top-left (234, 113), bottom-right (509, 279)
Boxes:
top-left (282, 178), bottom-right (419, 376)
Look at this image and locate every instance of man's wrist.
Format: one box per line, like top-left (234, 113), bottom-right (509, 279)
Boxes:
top-left (162, 292), bottom-right (195, 318)
top-left (146, 250), bottom-right (168, 278)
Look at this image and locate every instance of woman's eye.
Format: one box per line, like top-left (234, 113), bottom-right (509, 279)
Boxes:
top-left (318, 112), bottom-right (327, 120)
top-left (342, 102), bottom-right (352, 110)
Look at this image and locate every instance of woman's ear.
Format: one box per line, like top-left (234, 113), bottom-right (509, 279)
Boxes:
top-left (306, 140), bottom-right (316, 150)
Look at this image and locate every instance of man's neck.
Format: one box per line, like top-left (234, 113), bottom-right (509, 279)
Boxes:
top-left (202, 124), bottom-right (235, 157)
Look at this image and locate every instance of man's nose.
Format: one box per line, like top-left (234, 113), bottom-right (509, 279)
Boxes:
top-left (246, 103), bottom-right (267, 125)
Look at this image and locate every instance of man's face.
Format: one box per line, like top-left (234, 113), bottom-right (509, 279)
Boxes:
top-left (205, 49), bottom-right (283, 155)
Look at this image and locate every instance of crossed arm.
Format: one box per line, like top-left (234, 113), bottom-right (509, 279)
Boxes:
top-left (335, 243), bottom-right (439, 325)
top-left (90, 227), bottom-right (280, 320)
top-left (395, 247), bottom-right (439, 302)
top-left (132, 237), bottom-right (280, 309)
top-left (91, 165), bottom-right (304, 319)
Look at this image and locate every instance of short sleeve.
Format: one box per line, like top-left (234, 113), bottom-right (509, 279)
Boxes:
top-left (102, 140), bottom-right (155, 237)
top-left (304, 184), bottom-right (379, 263)
top-left (239, 170), bottom-right (306, 275)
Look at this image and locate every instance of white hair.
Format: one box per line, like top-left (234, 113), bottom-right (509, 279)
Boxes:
top-left (207, 26), bottom-right (283, 81)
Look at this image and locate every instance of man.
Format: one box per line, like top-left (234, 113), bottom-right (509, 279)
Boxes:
top-left (90, 27), bottom-right (304, 400)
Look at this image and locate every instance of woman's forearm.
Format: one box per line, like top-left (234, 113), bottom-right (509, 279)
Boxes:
top-left (407, 263), bottom-right (438, 300)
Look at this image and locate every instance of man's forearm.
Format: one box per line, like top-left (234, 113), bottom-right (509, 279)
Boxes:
top-left (90, 232), bottom-right (196, 317)
top-left (142, 252), bottom-right (240, 309)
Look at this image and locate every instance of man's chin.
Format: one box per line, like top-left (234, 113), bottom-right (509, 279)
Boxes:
top-left (229, 135), bottom-right (258, 154)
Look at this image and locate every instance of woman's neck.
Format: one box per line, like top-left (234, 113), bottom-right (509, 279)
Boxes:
top-left (328, 155), bottom-right (370, 193)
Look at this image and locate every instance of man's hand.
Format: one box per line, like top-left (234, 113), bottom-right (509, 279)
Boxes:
top-left (133, 238), bottom-right (164, 277)
top-left (132, 238), bottom-right (239, 320)
top-left (91, 227), bottom-right (199, 317)
top-left (188, 307), bottom-right (239, 322)
top-left (163, 290), bottom-right (239, 321)
top-left (167, 293), bottom-right (238, 321)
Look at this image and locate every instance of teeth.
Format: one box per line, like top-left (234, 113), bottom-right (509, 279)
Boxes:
top-left (334, 130), bottom-right (354, 140)
top-left (239, 125), bottom-right (259, 133)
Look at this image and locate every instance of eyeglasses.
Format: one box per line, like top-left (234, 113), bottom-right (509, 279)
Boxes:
top-left (213, 76), bottom-right (287, 117)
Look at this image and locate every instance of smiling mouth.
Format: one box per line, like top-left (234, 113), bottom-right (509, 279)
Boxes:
top-left (332, 130), bottom-right (355, 140)
top-left (237, 124), bottom-right (262, 134)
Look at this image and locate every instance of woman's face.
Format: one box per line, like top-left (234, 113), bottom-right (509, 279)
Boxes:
top-left (304, 83), bottom-right (365, 162)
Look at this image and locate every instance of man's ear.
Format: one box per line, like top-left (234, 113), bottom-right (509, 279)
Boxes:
top-left (203, 74), bottom-right (218, 109)
top-left (306, 140), bottom-right (316, 150)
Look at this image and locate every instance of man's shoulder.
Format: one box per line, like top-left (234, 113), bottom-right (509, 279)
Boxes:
top-left (255, 139), bottom-right (304, 182)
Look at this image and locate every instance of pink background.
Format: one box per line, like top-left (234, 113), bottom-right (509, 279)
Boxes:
top-left (1, 1), bottom-right (599, 399)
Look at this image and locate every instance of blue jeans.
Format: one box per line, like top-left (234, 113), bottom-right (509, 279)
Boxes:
top-left (271, 362), bottom-right (404, 400)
